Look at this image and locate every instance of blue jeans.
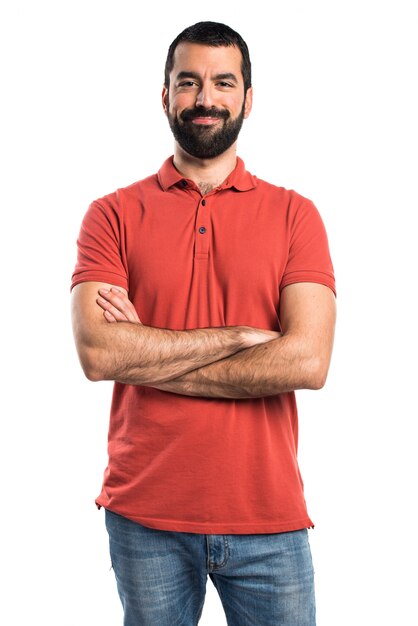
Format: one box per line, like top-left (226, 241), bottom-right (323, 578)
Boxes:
top-left (105, 509), bottom-right (316, 626)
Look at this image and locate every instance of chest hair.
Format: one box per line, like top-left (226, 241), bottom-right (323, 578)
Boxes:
top-left (198, 181), bottom-right (219, 195)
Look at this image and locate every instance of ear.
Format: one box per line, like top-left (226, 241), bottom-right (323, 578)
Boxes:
top-left (162, 85), bottom-right (169, 115)
top-left (243, 87), bottom-right (253, 119)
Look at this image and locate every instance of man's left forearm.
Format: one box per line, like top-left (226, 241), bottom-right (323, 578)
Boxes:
top-left (96, 281), bottom-right (336, 399)
top-left (152, 333), bottom-right (328, 399)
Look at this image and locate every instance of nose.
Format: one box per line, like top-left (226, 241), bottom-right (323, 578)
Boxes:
top-left (195, 84), bottom-right (214, 109)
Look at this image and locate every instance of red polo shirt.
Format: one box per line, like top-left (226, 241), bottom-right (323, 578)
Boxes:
top-left (72, 156), bottom-right (335, 534)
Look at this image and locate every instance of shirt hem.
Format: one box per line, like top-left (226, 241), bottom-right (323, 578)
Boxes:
top-left (70, 272), bottom-right (129, 292)
top-left (280, 271), bottom-right (336, 296)
top-left (99, 504), bottom-right (314, 534)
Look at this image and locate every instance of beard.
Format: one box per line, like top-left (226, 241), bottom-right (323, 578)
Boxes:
top-left (167, 100), bottom-right (245, 159)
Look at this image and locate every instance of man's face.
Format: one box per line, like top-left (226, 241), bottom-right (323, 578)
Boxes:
top-left (163, 42), bottom-right (252, 159)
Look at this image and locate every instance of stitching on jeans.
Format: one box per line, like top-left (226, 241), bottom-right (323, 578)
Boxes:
top-left (209, 535), bottom-right (230, 571)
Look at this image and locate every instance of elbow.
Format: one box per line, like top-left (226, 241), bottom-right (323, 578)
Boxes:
top-left (308, 373), bottom-right (327, 391)
top-left (78, 346), bottom-right (107, 382)
top-left (306, 357), bottom-right (330, 390)
top-left (84, 366), bottom-right (104, 383)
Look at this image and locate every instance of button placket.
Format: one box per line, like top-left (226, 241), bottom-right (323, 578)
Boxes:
top-left (195, 197), bottom-right (210, 259)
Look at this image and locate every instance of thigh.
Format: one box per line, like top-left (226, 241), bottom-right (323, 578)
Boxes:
top-left (105, 509), bottom-right (207, 626)
top-left (210, 529), bottom-right (315, 626)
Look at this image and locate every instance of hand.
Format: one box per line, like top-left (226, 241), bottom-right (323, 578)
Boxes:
top-left (242, 327), bottom-right (282, 347)
top-left (96, 288), bottom-right (142, 324)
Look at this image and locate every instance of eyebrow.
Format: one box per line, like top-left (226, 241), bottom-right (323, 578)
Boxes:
top-left (175, 71), bottom-right (238, 83)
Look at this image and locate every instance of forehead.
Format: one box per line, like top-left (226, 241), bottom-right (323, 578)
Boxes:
top-left (171, 42), bottom-right (243, 79)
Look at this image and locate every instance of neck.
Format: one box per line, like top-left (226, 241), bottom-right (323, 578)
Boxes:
top-left (173, 143), bottom-right (238, 193)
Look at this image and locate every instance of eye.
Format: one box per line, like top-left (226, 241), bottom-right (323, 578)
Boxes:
top-left (217, 82), bottom-right (234, 88)
top-left (178, 80), bottom-right (198, 88)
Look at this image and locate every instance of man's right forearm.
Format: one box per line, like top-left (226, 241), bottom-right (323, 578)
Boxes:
top-left (71, 282), bottom-right (278, 386)
top-left (75, 318), bottom-right (275, 385)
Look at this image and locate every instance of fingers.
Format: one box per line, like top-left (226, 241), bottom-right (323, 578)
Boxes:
top-left (246, 328), bottom-right (281, 346)
top-left (255, 332), bottom-right (279, 345)
top-left (96, 287), bottom-right (142, 324)
top-left (103, 310), bottom-right (118, 323)
top-left (97, 294), bottom-right (130, 322)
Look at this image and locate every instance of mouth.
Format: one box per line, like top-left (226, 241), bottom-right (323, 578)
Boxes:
top-left (180, 107), bottom-right (229, 125)
top-left (191, 117), bottom-right (222, 126)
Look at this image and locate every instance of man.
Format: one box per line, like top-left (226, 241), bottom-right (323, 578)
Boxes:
top-left (71, 21), bottom-right (336, 626)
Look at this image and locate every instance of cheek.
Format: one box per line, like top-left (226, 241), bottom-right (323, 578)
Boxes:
top-left (170, 92), bottom-right (195, 112)
top-left (223, 93), bottom-right (245, 114)
top-left (167, 102), bottom-right (182, 121)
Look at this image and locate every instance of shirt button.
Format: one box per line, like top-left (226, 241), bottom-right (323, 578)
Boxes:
top-left (199, 226), bottom-right (207, 234)
top-left (202, 199), bottom-right (206, 206)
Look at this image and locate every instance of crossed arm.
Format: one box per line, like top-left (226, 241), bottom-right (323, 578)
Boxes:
top-left (71, 281), bottom-right (336, 398)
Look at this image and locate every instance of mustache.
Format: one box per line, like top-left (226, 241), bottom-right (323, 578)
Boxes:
top-left (180, 107), bottom-right (230, 122)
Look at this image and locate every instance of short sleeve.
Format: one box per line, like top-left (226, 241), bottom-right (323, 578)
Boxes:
top-left (71, 196), bottom-right (129, 291)
top-left (280, 197), bottom-right (336, 295)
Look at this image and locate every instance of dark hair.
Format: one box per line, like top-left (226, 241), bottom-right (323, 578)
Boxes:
top-left (164, 21), bottom-right (252, 93)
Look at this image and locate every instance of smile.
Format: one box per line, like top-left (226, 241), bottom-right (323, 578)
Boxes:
top-left (191, 117), bottom-right (222, 125)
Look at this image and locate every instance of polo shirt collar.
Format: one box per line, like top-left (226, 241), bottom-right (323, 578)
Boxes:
top-left (157, 156), bottom-right (256, 192)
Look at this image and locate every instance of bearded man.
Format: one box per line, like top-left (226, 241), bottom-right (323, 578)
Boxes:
top-left (71, 21), bottom-right (336, 626)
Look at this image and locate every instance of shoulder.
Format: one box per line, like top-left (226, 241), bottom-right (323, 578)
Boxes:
top-left (251, 174), bottom-right (316, 215)
top-left (84, 173), bottom-right (161, 227)
top-left (93, 172), bottom-right (160, 210)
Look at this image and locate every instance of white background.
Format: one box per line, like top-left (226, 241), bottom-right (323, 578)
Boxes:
top-left (1, 0), bottom-right (417, 624)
